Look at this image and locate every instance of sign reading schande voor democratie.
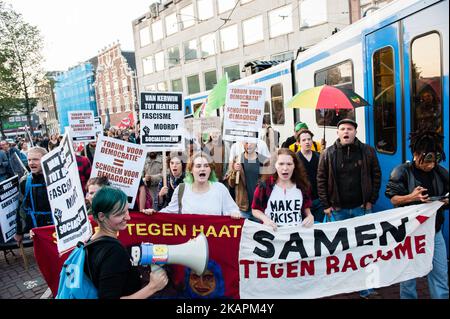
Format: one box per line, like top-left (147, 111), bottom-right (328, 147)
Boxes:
top-left (41, 132), bottom-right (92, 253)
top-left (239, 201), bottom-right (442, 299)
top-left (0, 175), bottom-right (19, 242)
top-left (223, 85), bottom-right (265, 143)
top-left (140, 92), bottom-right (185, 151)
top-left (68, 110), bottom-right (96, 143)
top-left (90, 135), bottom-right (147, 208)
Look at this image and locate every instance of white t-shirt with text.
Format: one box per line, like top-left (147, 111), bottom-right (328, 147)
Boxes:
top-left (264, 185), bottom-right (304, 226)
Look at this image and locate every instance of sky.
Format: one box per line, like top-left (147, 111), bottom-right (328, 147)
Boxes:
top-left (4, 0), bottom-right (156, 71)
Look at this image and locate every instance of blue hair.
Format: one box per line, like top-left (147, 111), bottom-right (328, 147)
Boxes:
top-left (183, 259), bottom-right (225, 299)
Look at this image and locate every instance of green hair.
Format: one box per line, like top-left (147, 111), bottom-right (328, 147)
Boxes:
top-left (91, 186), bottom-right (128, 220)
top-left (183, 169), bottom-right (218, 184)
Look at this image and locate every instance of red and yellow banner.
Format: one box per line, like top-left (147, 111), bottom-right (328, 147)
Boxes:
top-left (33, 212), bottom-right (244, 298)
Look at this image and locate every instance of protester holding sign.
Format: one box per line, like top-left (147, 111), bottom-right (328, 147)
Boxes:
top-left (14, 147), bottom-right (52, 245)
top-left (385, 131), bottom-right (449, 299)
top-left (252, 148), bottom-right (314, 231)
top-left (156, 152), bottom-right (186, 210)
top-left (228, 142), bottom-right (270, 220)
top-left (88, 186), bottom-right (168, 299)
top-left (149, 152), bottom-right (240, 218)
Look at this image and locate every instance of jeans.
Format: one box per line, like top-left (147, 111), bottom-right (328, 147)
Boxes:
top-left (240, 210), bottom-right (260, 222)
top-left (311, 199), bottom-right (325, 223)
top-left (400, 230), bottom-right (449, 299)
top-left (332, 206), bottom-right (375, 297)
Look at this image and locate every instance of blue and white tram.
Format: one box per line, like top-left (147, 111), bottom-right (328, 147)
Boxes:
top-left (294, 0), bottom-right (448, 248)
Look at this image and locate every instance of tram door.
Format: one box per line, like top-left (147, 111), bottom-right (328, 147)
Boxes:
top-left (401, 1), bottom-right (449, 253)
top-left (366, 1), bottom-right (449, 252)
top-left (365, 22), bottom-right (404, 212)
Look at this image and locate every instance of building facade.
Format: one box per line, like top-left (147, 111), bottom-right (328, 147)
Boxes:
top-left (132, 0), bottom-right (350, 96)
top-left (54, 63), bottom-right (98, 134)
top-left (35, 72), bottom-right (60, 135)
top-left (93, 43), bottom-right (137, 128)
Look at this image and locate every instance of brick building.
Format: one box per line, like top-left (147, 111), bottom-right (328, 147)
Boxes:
top-left (93, 43), bottom-right (137, 128)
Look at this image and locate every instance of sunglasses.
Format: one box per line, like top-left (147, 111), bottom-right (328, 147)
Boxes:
top-left (422, 152), bottom-right (442, 163)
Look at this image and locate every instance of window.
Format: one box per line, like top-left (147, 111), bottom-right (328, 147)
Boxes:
top-left (180, 4), bottom-right (195, 29)
top-left (145, 84), bottom-right (157, 91)
top-left (155, 51), bottom-right (165, 72)
top-left (204, 70), bottom-right (217, 90)
top-left (187, 74), bottom-right (200, 94)
top-left (184, 39), bottom-right (198, 61)
top-left (168, 45), bottom-right (180, 67)
top-left (201, 33), bottom-right (216, 57)
top-left (165, 12), bottom-right (178, 36)
top-left (269, 5), bottom-right (293, 38)
top-left (218, 0), bottom-right (236, 13)
top-left (314, 61), bottom-right (354, 126)
top-left (142, 56), bottom-right (154, 75)
top-left (220, 24), bottom-right (238, 51)
top-left (300, 0), bottom-right (327, 28)
top-left (411, 33), bottom-right (442, 134)
top-left (139, 27), bottom-right (150, 47)
top-left (223, 64), bottom-right (240, 82)
top-left (172, 78), bottom-right (183, 92)
top-left (152, 20), bottom-right (163, 41)
top-left (271, 84), bottom-right (285, 124)
top-left (272, 51), bottom-right (294, 61)
top-left (243, 15), bottom-right (263, 45)
top-left (157, 82), bottom-right (167, 91)
top-left (373, 47), bottom-right (396, 153)
top-left (197, 0), bottom-right (214, 21)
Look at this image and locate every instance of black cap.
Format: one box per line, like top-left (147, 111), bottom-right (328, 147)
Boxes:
top-left (337, 118), bottom-right (358, 129)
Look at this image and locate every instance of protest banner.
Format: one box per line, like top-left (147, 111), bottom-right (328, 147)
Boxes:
top-left (223, 86), bottom-right (265, 143)
top-left (239, 201), bottom-right (442, 299)
top-left (68, 110), bottom-right (96, 143)
top-left (94, 116), bottom-right (103, 137)
top-left (90, 135), bottom-right (147, 207)
top-left (140, 92), bottom-right (185, 151)
top-left (41, 132), bottom-right (92, 253)
top-left (184, 116), bottom-right (221, 143)
top-left (0, 175), bottom-right (19, 242)
top-left (33, 203), bottom-right (441, 299)
top-left (33, 213), bottom-right (243, 298)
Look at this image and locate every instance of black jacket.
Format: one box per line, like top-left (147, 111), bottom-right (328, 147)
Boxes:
top-left (385, 162), bottom-right (448, 232)
top-left (317, 138), bottom-right (381, 209)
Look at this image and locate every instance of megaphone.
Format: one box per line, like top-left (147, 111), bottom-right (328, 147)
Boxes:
top-left (130, 233), bottom-right (209, 275)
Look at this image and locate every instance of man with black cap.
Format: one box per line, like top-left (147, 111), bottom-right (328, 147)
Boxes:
top-left (317, 118), bottom-right (381, 299)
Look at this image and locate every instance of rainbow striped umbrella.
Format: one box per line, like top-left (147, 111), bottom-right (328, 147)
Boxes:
top-left (286, 85), bottom-right (369, 109)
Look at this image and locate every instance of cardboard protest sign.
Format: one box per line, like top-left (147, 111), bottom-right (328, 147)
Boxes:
top-left (184, 116), bottom-right (221, 143)
top-left (239, 201), bottom-right (442, 299)
top-left (140, 92), bottom-right (185, 151)
top-left (94, 116), bottom-right (103, 137)
top-left (0, 175), bottom-right (19, 242)
top-left (41, 132), bottom-right (92, 253)
top-left (223, 86), bottom-right (265, 143)
top-left (90, 135), bottom-right (147, 207)
top-left (68, 110), bottom-right (96, 142)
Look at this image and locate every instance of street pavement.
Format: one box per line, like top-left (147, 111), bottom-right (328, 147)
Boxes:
top-left (1, 245), bottom-right (432, 299)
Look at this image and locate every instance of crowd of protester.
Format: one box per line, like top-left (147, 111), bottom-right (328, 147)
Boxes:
top-left (1, 117), bottom-right (447, 300)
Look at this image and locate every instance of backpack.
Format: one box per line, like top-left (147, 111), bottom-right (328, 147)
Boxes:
top-left (56, 237), bottom-right (117, 299)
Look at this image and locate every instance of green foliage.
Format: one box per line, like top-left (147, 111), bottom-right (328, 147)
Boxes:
top-left (0, 1), bottom-right (44, 131)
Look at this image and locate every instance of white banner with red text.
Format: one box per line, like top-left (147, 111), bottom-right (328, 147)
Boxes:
top-left (239, 201), bottom-right (442, 299)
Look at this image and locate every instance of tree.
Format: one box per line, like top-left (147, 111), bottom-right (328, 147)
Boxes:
top-left (0, 1), bottom-right (44, 135)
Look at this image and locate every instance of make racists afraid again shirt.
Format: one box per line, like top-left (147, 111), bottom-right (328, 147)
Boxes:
top-left (264, 185), bottom-right (304, 226)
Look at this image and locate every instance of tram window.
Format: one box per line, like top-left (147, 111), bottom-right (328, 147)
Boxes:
top-left (411, 33), bottom-right (442, 134)
top-left (271, 84), bottom-right (285, 124)
top-left (264, 101), bottom-right (271, 125)
top-left (314, 60), bottom-right (355, 126)
top-left (373, 47), bottom-right (396, 154)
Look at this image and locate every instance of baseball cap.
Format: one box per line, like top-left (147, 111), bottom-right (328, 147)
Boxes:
top-left (295, 122), bottom-right (308, 132)
top-left (337, 118), bottom-right (358, 129)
